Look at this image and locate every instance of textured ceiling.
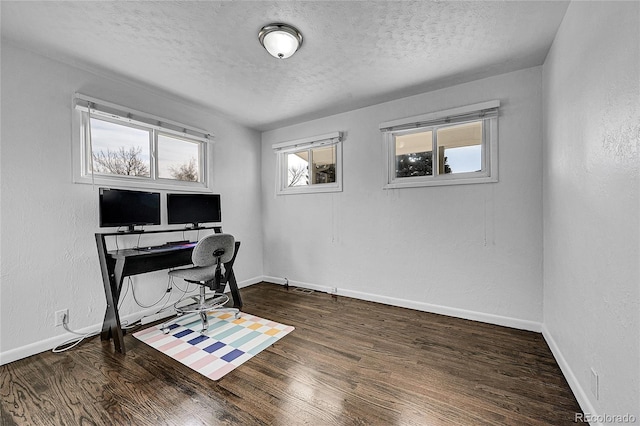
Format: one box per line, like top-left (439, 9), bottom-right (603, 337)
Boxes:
top-left (1, 1), bottom-right (569, 131)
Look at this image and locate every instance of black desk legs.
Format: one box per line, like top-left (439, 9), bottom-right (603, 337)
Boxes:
top-left (224, 241), bottom-right (243, 309)
top-left (95, 234), bottom-right (126, 354)
top-left (226, 269), bottom-right (243, 309)
top-left (224, 241), bottom-right (242, 309)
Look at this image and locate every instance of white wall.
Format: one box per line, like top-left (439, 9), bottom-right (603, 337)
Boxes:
top-left (0, 42), bottom-right (264, 363)
top-left (261, 67), bottom-right (544, 330)
top-left (542, 1), bottom-right (640, 420)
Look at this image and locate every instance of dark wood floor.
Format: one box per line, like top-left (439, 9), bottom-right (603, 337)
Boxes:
top-left (2, 282), bottom-right (583, 425)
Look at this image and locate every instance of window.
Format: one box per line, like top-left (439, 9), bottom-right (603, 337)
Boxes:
top-left (73, 94), bottom-right (211, 190)
top-left (273, 132), bottom-right (343, 194)
top-left (381, 100), bottom-right (499, 188)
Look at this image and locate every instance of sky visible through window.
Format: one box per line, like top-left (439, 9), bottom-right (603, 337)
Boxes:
top-left (445, 145), bottom-right (481, 173)
top-left (90, 118), bottom-right (150, 164)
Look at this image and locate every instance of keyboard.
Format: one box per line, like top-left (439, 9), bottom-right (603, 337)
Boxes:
top-left (133, 242), bottom-right (197, 252)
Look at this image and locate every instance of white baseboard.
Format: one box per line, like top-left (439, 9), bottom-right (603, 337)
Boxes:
top-left (542, 324), bottom-right (600, 425)
top-left (262, 276), bottom-right (541, 332)
top-left (0, 307), bottom-right (153, 365)
top-left (237, 275), bottom-right (263, 288)
top-left (0, 275), bottom-right (265, 366)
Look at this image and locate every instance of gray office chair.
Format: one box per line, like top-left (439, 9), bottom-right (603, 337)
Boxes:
top-left (162, 233), bottom-right (240, 334)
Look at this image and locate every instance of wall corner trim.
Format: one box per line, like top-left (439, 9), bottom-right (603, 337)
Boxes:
top-left (541, 324), bottom-right (600, 424)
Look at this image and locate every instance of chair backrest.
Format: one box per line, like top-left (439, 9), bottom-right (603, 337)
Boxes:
top-left (191, 233), bottom-right (235, 267)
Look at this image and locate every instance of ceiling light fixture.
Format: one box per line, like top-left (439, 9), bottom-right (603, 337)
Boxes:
top-left (258, 23), bottom-right (303, 59)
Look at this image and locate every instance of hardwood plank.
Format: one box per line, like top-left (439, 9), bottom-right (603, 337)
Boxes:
top-left (1, 282), bottom-right (584, 425)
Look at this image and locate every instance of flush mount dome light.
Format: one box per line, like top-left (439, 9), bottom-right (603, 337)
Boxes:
top-left (258, 23), bottom-right (303, 59)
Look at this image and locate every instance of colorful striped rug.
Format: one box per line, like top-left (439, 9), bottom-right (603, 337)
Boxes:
top-left (133, 311), bottom-right (294, 380)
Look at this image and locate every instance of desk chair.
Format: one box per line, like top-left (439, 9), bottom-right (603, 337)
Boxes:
top-left (162, 233), bottom-right (240, 334)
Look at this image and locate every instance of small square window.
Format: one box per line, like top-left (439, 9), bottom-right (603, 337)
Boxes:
top-left (274, 132), bottom-right (343, 195)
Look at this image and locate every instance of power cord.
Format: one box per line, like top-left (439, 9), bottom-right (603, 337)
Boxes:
top-left (132, 276), bottom-right (181, 327)
top-left (121, 319), bottom-right (142, 330)
top-left (53, 276), bottom-right (195, 353)
top-left (130, 276), bottom-right (171, 308)
top-left (51, 313), bottom-right (99, 353)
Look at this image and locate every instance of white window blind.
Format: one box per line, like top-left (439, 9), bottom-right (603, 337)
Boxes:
top-left (272, 131), bottom-right (342, 152)
top-left (74, 94), bottom-right (213, 143)
top-left (379, 100), bottom-right (499, 133)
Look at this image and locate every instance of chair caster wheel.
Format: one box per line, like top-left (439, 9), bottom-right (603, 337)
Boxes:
top-left (162, 328), bottom-right (170, 334)
top-left (234, 312), bottom-right (241, 319)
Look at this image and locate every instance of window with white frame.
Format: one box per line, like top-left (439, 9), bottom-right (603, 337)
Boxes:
top-left (273, 132), bottom-right (343, 194)
top-left (73, 95), bottom-right (212, 191)
top-left (380, 100), bottom-right (499, 188)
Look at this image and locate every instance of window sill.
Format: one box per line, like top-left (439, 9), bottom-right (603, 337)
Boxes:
top-left (74, 174), bottom-right (211, 193)
top-left (277, 184), bottom-right (343, 195)
top-left (384, 175), bottom-right (498, 189)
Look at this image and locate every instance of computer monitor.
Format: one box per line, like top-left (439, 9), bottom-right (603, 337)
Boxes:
top-left (99, 188), bottom-right (161, 232)
top-left (167, 193), bottom-right (221, 228)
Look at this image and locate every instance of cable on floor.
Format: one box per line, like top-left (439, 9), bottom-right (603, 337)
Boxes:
top-left (51, 313), bottom-right (99, 353)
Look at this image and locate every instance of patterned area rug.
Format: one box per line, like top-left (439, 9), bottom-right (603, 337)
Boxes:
top-left (133, 311), bottom-right (294, 380)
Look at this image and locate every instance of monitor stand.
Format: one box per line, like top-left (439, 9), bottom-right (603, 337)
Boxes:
top-left (119, 225), bottom-right (143, 233)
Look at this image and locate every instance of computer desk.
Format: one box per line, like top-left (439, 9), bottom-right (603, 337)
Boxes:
top-left (95, 227), bottom-right (242, 354)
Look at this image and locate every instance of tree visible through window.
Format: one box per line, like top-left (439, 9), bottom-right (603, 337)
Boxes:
top-left (158, 134), bottom-right (200, 182)
top-left (169, 158), bottom-right (199, 182)
top-left (92, 146), bottom-right (150, 176)
top-left (89, 118), bottom-right (151, 177)
top-left (287, 153), bottom-right (309, 187)
top-left (286, 146), bottom-right (337, 187)
top-left (396, 151), bottom-right (452, 177)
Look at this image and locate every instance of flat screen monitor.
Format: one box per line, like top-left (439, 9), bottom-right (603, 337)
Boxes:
top-left (99, 188), bottom-right (161, 231)
top-left (167, 193), bottom-right (221, 228)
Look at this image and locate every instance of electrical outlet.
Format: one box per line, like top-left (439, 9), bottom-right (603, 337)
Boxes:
top-left (590, 368), bottom-right (599, 400)
top-left (55, 309), bottom-right (68, 327)
top-left (329, 287), bottom-right (338, 294)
